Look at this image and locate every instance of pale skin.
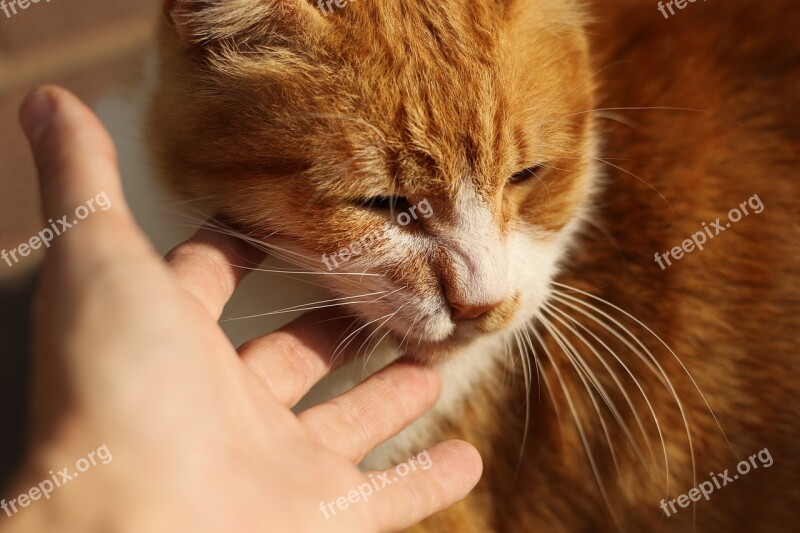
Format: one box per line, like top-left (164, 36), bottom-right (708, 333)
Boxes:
top-left (0, 87), bottom-right (482, 532)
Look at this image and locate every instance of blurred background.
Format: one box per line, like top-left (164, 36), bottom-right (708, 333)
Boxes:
top-left (0, 0), bottom-right (326, 486)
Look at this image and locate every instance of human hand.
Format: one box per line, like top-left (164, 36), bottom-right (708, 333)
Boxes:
top-left (1, 87), bottom-right (481, 533)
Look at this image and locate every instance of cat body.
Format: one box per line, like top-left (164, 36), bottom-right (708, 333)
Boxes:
top-left (150, 1), bottom-right (800, 530)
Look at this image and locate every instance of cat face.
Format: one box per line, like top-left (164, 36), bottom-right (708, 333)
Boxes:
top-left (151, 0), bottom-right (597, 361)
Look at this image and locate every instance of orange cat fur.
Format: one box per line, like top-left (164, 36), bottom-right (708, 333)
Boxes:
top-left (149, 1), bottom-right (800, 530)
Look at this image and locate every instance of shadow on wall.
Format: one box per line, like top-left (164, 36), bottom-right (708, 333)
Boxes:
top-left (0, 274), bottom-right (35, 485)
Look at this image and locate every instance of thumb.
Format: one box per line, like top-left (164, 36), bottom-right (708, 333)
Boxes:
top-left (18, 86), bottom-right (153, 266)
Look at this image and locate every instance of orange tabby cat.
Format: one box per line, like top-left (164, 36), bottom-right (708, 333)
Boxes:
top-left (149, 0), bottom-right (800, 530)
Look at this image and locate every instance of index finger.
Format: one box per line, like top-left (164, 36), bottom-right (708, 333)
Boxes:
top-left (165, 226), bottom-right (266, 319)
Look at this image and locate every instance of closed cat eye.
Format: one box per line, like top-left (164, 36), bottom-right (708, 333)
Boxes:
top-left (354, 195), bottom-right (410, 211)
top-left (508, 165), bottom-right (545, 184)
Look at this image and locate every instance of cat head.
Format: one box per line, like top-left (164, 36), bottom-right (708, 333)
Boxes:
top-left (150, 0), bottom-right (598, 361)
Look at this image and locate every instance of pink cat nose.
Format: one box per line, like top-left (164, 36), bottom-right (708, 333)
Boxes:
top-left (450, 301), bottom-right (501, 321)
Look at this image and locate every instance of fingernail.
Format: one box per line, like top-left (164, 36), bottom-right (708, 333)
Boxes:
top-left (20, 89), bottom-right (54, 146)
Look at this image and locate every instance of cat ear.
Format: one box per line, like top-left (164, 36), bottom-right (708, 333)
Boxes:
top-left (163, 0), bottom-right (324, 43)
